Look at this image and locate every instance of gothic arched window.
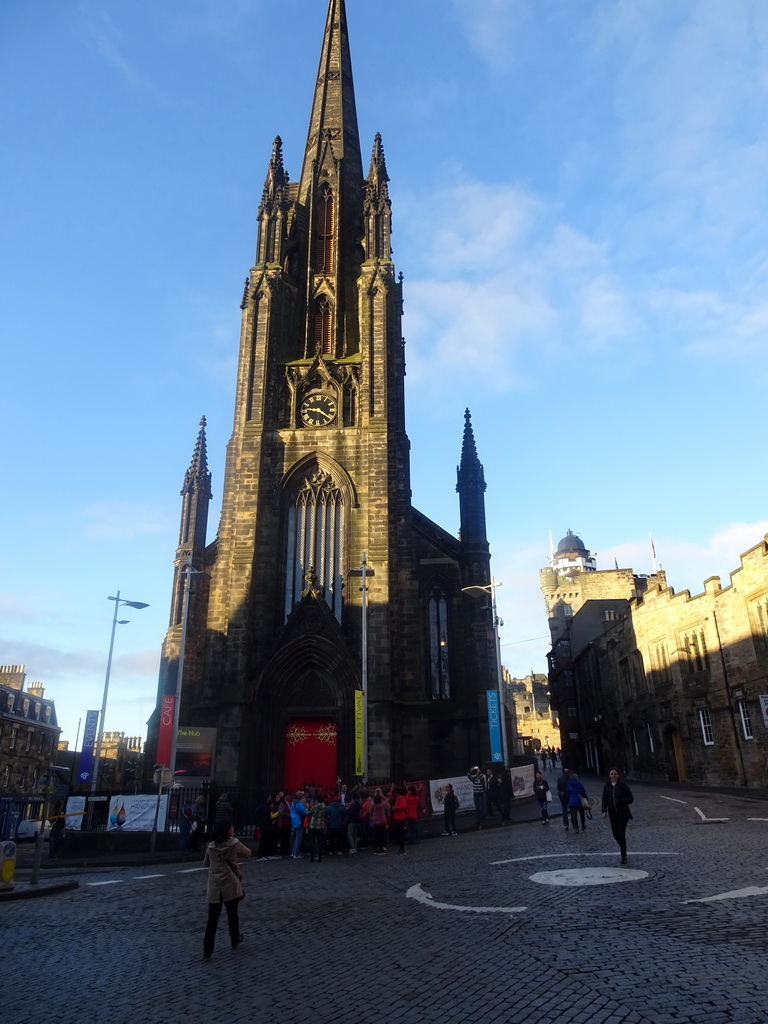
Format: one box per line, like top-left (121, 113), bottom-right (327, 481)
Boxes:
top-left (428, 586), bottom-right (451, 699)
top-left (312, 296), bottom-right (333, 356)
top-left (284, 466), bottom-right (345, 622)
top-left (313, 185), bottom-right (335, 274)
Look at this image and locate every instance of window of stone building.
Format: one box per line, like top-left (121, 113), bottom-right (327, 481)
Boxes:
top-left (22, 698), bottom-right (29, 716)
top-left (44, 706), bottom-right (51, 723)
top-left (428, 587), bottom-right (451, 700)
top-left (750, 596), bottom-right (768, 652)
top-left (25, 729), bottom-right (33, 752)
top-left (312, 296), bottom-right (334, 356)
top-left (647, 723), bottom-right (655, 753)
top-left (283, 464), bottom-right (345, 623)
top-left (633, 650), bottom-right (648, 692)
top-left (34, 702), bottom-right (41, 720)
top-left (738, 700), bottom-right (754, 740)
top-left (9, 725), bottom-right (18, 750)
top-left (619, 658), bottom-right (634, 701)
top-left (6, 694), bottom-right (13, 713)
top-left (698, 707), bottom-right (714, 745)
top-left (1, 764), bottom-right (9, 788)
top-left (37, 732), bottom-right (44, 753)
top-left (567, 705), bottom-right (577, 718)
top-left (684, 629), bottom-right (710, 673)
top-left (313, 185), bottom-right (335, 274)
top-left (31, 767), bottom-right (39, 788)
top-left (651, 642), bottom-right (672, 685)
top-left (563, 603), bottom-right (573, 617)
top-left (19, 766), bottom-right (27, 789)
top-left (632, 728), bottom-right (639, 756)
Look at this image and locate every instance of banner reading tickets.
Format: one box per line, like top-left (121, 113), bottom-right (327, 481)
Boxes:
top-left (106, 794), bottom-right (169, 831)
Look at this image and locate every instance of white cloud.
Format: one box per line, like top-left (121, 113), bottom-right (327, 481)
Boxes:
top-left (79, 10), bottom-right (178, 107)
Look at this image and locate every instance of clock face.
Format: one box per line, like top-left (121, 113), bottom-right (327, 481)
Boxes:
top-left (300, 393), bottom-right (337, 426)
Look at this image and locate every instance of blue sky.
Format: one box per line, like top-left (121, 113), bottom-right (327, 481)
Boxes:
top-left (3, 0), bottom-right (767, 749)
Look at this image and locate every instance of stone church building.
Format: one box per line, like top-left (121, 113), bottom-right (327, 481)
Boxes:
top-left (148, 0), bottom-right (506, 796)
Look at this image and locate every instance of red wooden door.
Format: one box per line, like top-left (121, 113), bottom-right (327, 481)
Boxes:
top-left (283, 718), bottom-right (338, 790)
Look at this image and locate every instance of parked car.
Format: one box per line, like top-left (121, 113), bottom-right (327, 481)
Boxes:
top-left (15, 817), bottom-right (51, 842)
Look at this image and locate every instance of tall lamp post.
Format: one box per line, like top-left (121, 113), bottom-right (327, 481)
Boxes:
top-left (91, 592), bottom-right (149, 795)
top-left (461, 579), bottom-right (509, 768)
top-left (348, 553), bottom-right (374, 782)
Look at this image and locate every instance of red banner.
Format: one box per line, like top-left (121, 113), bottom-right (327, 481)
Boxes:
top-left (156, 694), bottom-right (175, 767)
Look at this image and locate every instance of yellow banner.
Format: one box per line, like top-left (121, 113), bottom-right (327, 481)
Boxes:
top-left (354, 690), bottom-right (363, 776)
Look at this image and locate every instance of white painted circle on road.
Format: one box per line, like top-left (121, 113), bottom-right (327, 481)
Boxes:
top-left (529, 866), bottom-right (648, 887)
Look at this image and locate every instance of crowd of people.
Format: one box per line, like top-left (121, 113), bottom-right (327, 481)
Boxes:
top-left (245, 783), bottom-right (423, 862)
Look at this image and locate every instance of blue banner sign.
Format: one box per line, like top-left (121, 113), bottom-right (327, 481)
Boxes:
top-left (486, 690), bottom-right (503, 763)
top-left (77, 710), bottom-right (100, 784)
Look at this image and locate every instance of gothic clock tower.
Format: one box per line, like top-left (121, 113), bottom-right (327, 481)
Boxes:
top-left (150, 0), bottom-right (505, 797)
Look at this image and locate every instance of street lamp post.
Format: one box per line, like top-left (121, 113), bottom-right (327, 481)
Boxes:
top-left (348, 553), bottom-right (374, 783)
top-left (91, 592), bottom-right (149, 796)
top-left (461, 579), bottom-right (509, 768)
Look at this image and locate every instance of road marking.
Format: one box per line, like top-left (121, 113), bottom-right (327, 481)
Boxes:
top-left (530, 866), bottom-right (649, 887)
top-left (660, 796), bottom-right (687, 804)
top-left (694, 806), bottom-right (728, 823)
top-left (747, 818), bottom-right (768, 822)
top-left (85, 880), bottom-right (122, 886)
top-left (491, 852), bottom-right (678, 865)
top-left (135, 874), bottom-right (166, 879)
top-left (683, 884), bottom-right (768, 904)
top-left (406, 882), bottom-right (526, 915)
top-left (177, 867), bottom-right (207, 873)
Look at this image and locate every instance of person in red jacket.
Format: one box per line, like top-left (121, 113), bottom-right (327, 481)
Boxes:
top-left (405, 785), bottom-right (420, 845)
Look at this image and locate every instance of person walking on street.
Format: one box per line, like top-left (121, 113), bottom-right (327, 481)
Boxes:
top-left (467, 766), bottom-right (486, 829)
top-left (533, 772), bottom-right (550, 824)
top-left (441, 784), bottom-right (459, 835)
top-left (566, 772), bottom-right (589, 832)
top-left (202, 823), bottom-right (251, 961)
top-left (556, 768), bottom-right (571, 830)
top-left (602, 768), bottom-right (634, 864)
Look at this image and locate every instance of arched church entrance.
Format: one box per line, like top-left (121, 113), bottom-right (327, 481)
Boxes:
top-left (283, 718), bottom-right (338, 790)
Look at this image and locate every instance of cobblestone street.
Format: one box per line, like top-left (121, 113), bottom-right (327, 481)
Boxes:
top-left (5, 780), bottom-right (768, 1024)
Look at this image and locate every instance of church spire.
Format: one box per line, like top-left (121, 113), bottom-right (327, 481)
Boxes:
top-left (364, 132), bottom-right (392, 261)
top-left (298, 0), bottom-right (363, 203)
top-left (457, 409), bottom-right (490, 578)
top-left (170, 417), bottom-right (212, 626)
top-left (256, 136), bottom-right (289, 266)
top-left (182, 416), bottom-right (212, 502)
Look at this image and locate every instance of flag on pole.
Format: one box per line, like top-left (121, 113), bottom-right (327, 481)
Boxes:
top-left (649, 532), bottom-right (657, 572)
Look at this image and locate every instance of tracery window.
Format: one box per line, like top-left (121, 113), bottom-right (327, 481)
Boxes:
top-left (312, 296), bottom-right (333, 356)
top-left (283, 466), bottom-right (345, 622)
top-left (428, 586), bottom-right (450, 699)
top-left (313, 185), bottom-right (335, 274)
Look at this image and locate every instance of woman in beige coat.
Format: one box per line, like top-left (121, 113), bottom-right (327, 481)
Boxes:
top-left (202, 823), bottom-right (252, 960)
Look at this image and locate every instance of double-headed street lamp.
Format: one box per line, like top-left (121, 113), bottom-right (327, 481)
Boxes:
top-left (461, 579), bottom-right (509, 768)
top-left (91, 592), bottom-right (149, 794)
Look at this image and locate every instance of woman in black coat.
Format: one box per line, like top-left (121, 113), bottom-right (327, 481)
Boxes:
top-left (601, 768), bottom-right (634, 864)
